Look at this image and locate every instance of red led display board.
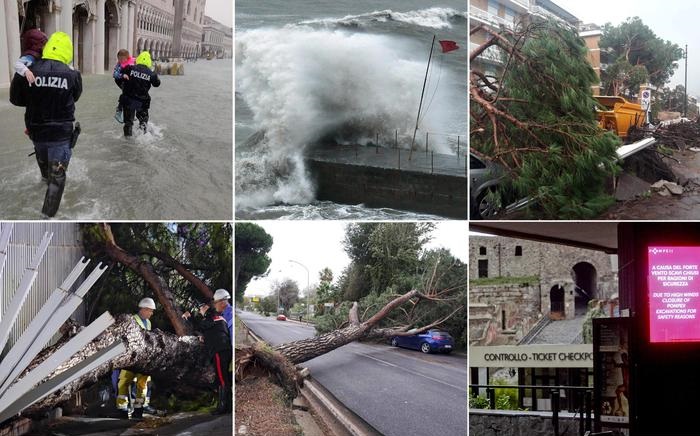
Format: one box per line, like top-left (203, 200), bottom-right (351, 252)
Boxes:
top-left (648, 246), bottom-right (700, 342)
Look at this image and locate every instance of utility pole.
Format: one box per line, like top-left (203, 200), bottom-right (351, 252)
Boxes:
top-left (684, 44), bottom-right (689, 118)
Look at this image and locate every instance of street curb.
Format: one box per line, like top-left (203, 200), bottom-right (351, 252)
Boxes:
top-left (300, 377), bottom-right (383, 436)
top-left (238, 319), bottom-right (380, 436)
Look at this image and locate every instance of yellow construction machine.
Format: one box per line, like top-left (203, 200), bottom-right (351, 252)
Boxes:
top-left (594, 95), bottom-right (647, 141)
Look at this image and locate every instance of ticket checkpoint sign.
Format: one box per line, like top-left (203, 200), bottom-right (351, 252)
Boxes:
top-left (648, 247), bottom-right (700, 342)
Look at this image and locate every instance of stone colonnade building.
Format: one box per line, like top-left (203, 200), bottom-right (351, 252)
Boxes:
top-left (201, 14), bottom-right (231, 58)
top-left (136, 0), bottom-right (206, 60)
top-left (1, 0), bottom-right (206, 87)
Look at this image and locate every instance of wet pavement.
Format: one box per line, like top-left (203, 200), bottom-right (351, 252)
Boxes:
top-left (29, 412), bottom-right (231, 436)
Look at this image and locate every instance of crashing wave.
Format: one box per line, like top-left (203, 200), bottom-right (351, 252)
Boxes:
top-left (299, 7), bottom-right (467, 30)
top-left (235, 25), bottom-right (459, 209)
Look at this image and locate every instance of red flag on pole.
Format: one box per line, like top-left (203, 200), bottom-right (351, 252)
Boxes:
top-left (439, 40), bottom-right (459, 53)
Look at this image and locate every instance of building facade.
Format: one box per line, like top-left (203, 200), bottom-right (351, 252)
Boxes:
top-left (201, 15), bottom-right (231, 58)
top-left (136, 0), bottom-right (206, 60)
top-left (470, 236), bottom-right (618, 345)
top-left (1, 0), bottom-right (207, 87)
top-left (469, 0), bottom-right (602, 93)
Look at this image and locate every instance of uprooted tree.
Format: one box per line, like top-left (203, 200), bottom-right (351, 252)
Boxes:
top-left (236, 223), bottom-right (466, 400)
top-left (11, 223), bottom-right (232, 417)
top-left (470, 19), bottom-right (621, 219)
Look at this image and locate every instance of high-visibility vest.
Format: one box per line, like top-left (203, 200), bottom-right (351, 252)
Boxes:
top-left (133, 314), bottom-right (151, 331)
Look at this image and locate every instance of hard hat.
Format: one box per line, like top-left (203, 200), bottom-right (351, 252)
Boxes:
top-left (213, 289), bottom-right (231, 301)
top-left (138, 297), bottom-right (156, 310)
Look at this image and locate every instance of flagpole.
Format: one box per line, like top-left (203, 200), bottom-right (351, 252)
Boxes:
top-left (409, 34), bottom-right (436, 161)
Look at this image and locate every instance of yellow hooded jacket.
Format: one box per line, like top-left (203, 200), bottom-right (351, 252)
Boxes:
top-left (42, 32), bottom-right (73, 65)
top-left (135, 51), bottom-right (153, 70)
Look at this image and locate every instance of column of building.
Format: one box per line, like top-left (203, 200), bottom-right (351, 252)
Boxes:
top-left (94, 0), bottom-right (105, 74)
top-left (127, 0), bottom-right (135, 54)
top-left (1, 0), bottom-right (21, 86)
top-left (60, 0), bottom-right (73, 34)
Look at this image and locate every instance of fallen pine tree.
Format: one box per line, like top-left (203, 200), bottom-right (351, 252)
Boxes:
top-left (235, 286), bottom-right (464, 400)
top-left (1, 223), bottom-right (232, 420)
top-left (22, 314), bottom-right (214, 415)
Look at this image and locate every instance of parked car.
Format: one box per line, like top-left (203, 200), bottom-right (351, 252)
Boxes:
top-left (391, 329), bottom-right (454, 354)
top-left (276, 314), bottom-right (287, 321)
top-left (470, 152), bottom-right (505, 220)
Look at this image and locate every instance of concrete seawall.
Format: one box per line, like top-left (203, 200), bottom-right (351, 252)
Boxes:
top-left (306, 145), bottom-right (467, 219)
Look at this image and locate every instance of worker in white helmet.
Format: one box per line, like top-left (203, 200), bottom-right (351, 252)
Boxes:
top-left (212, 289), bottom-right (232, 345)
top-left (116, 297), bottom-right (156, 419)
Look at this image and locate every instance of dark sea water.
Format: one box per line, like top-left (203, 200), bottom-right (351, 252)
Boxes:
top-left (235, 1), bottom-right (467, 219)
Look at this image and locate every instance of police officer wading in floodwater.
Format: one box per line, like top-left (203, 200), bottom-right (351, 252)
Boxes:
top-left (119, 51), bottom-right (160, 137)
top-left (10, 31), bottom-right (82, 218)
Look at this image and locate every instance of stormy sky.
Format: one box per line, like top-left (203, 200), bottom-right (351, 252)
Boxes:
top-left (205, 0), bottom-right (232, 27)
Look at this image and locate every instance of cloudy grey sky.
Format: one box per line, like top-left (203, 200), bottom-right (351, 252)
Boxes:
top-left (554, 0), bottom-right (698, 95)
top-left (244, 222), bottom-right (468, 298)
top-left (205, 0), bottom-right (232, 27)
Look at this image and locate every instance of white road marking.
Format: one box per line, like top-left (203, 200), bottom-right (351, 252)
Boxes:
top-left (351, 350), bottom-right (465, 392)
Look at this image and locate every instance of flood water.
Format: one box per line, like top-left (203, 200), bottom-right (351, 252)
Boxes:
top-left (0, 59), bottom-right (232, 220)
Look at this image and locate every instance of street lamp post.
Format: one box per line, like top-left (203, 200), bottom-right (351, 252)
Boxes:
top-left (288, 260), bottom-right (310, 318)
top-left (684, 44), bottom-right (689, 118)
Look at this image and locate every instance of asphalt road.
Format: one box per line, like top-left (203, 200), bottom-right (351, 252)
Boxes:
top-left (237, 310), bottom-right (467, 436)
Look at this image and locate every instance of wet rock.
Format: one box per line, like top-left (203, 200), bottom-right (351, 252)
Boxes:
top-left (615, 173), bottom-right (651, 201)
top-left (665, 182), bottom-right (684, 195)
top-left (651, 179), bottom-right (671, 190)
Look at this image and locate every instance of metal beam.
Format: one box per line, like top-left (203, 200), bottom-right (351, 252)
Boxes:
top-left (0, 232), bottom-right (53, 354)
top-left (0, 223), bottom-right (14, 283)
top-left (0, 312), bottom-right (115, 412)
top-left (0, 263), bottom-right (107, 396)
top-left (0, 340), bottom-right (126, 423)
top-left (0, 258), bottom-right (90, 391)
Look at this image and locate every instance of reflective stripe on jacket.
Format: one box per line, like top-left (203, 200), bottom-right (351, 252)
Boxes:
top-left (133, 314), bottom-right (151, 331)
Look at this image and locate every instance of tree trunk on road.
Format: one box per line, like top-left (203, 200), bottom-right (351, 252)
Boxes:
top-left (23, 314), bottom-right (213, 415)
top-left (273, 290), bottom-right (427, 364)
top-left (237, 289), bottom-right (463, 390)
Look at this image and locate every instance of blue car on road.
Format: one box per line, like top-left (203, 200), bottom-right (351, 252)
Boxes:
top-left (391, 329), bottom-right (454, 354)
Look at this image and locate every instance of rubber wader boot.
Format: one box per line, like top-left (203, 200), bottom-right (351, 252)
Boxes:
top-left (211, 386), bottom-right (228, 415)
top-left (41, 161), bottom-right (67, 217)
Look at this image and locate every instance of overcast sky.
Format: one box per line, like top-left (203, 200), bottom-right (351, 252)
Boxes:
top-left (554, 0), bottom-right (698, 95)
top-left (205, 0), bottom-right (232, 27)
top-left (244, 222), bottom-right (468, 298)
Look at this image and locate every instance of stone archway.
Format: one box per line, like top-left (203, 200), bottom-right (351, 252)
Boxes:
top-left (72, 4), bottom-right (89, 72)
top-left (549, 284), bottom-right (565, 319)
top-left (105, 0), bottom-right (120, 72)
top-left (572, 262), bottom-right (598, 316)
